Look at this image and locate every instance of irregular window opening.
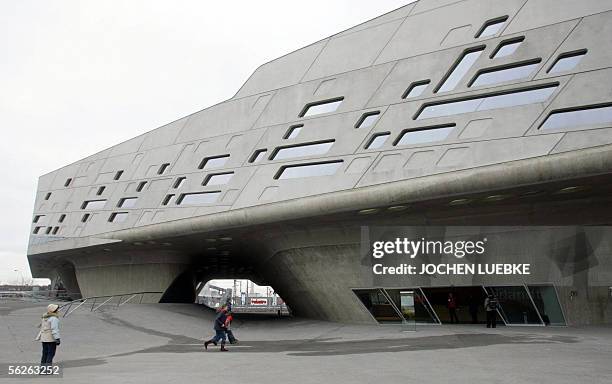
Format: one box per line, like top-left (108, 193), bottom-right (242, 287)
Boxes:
top-left (114, 170), bottom-right (124, 180)
top-left (475, 16), bottom-right (508, 38)
top-left (117, 197), bottom-right (138, 208)
top-left (365, 133), bottom-right (390, 149)
top-left (469, 59), bottom-right (541, 87)
top-left (173, 177), bottom-right (186, 189)
top-left (162, 194), bottom-right (174, 206)
top-left (270, 140), bottom-right (335, 160)
top-left (109, 212), bottom-right (129, 223)
top-left (58, 214), bottom-right (66, 223)
top-left (158, 163), bottom-right (170, 175)
top-left (176, 191), bottom-right (221, 206)
top-left (299, 97), bottom-right (344, 117)
top-left (283, 124), bottom-right (303, 140)
top-left (394, 124), bottom-right (456, 146)
top-left (539, 103), bottom-right (612, 131)
top-left (96, 186), bottom-right (106, 196)
top-left (199, 155), bottom-right (229, 170)
top-left (274, 160), bottom-right (343, 180)
top-left (436, 46), bottom-right (485, 93)
top-left (52, 227), bottom-right (59, 235)
top-left (33, 226), bottom-right (42, 234)
top-left (64, 178), bottom-right (72, 187)
top-left (402, 80), bottom-right (430, 99)
top-left (44, 192), bottom-right (52, 200)
top-left (547, 49), bottom-right (587, 74)
top-left (203, 172), bottom-right (234, 186)
top-left (491, 37), bottom-right (524, 59)
top-left (33, 215), bottom-right (44, 223)
top-left (81, 213), bottom-right (90, 223)
top-left (415, 83), bottom-right (559, 120)
top-left (355, 111), bottom-right (381, 129)
top-left (249, 149), bottom-right (267, 163)
top-left (136, 181), bottom-right (147, 192)
top-left (81, 199), bottom-right (107, 210)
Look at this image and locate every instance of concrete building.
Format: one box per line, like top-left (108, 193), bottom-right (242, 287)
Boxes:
top-left (28, 0), bottom-right (612, 325)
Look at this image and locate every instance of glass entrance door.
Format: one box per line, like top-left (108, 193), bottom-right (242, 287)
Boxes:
top-left (527, 284), bottom-right (566, 326)
top-left (483, 285), bottom-right (544, 326)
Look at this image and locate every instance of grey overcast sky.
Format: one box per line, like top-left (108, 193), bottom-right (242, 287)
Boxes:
top-left (0, 0), bottom-right (413, 284)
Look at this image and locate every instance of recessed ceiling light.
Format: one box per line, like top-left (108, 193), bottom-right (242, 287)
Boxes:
top-left (388, 205), bottom-right (408, 212)
top-left (484, 194), bottom-right (510, 202)
top-left (358, 208), bottom-right (379, 215)
top-left (556, 186), bottom-right (587, 194)
top-left (219, 237), bottom-right (232, 241)
top-left (133, 242), bottom-right (143, 246)
top-left (448, 198), bottom-right (471, 206)
top-left (519, 190), bottom-right (544, 198)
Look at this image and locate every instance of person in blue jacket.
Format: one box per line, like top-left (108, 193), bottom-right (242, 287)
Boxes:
top-left (204, 307), bottom-right (229, 351)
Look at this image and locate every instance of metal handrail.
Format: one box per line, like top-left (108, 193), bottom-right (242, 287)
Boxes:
top-left (58, 291), bottom-right (163, 318)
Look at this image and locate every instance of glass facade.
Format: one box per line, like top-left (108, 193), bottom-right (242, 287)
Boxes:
top-left (275, 160), bottom-right (343, 180)
top-left (396, 124), bottom-right (455, 146)
top-left (470, 60), bottom-right (540, 87)
top-left (177, 191), bottom-right (221, 205)
top-left (301, 98), bottom-right (343, 117)
top-left (437, 47), bottom-right (485, 93)
top-left (540, 104), bottom-right (612, 130)
top-left (271, 141), bottom-right (335, 160)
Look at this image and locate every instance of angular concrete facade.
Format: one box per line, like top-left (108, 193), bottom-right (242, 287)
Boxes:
top-left (28, 0), bottom-right (612, 325)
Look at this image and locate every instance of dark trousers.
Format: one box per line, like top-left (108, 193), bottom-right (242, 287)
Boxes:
top-left (210, 330), bottom-right (227, 344)
top-left (226, 329), bottom-right (237, 344)
top-left (41, 342), bottom-right (57, 365)
top-left (486, 310), bottom-right (497, 328)
top-left (470, 310), bottom-right (478, 324)
top-left (448, 308), bottom-right (459, 324)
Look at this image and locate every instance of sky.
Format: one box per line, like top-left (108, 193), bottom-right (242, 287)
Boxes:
top-left (0, 0), bottom-right (414, 284)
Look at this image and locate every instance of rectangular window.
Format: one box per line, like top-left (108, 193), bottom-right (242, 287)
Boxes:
top-left (81, 199), bottom-right (107, 210)
top-left (198, 155), bottom-right (229, 170)
top-left (491, 37), bottom-right (524, 59)
top-left (58, 214), bottom-right (66, 223)
top-left (162, 194), bottom-right (174, 206)
top-left (52, 227), bottom-right (59, 235)
top-left (176, 191), bottom-right (221, 205)
top-left (136, 181), bottom-right (147, 192)
top-left (299, 97), bottom-right (344, 117)
top-left (284, 124), bottom-right (303, 140)
top-left (81, 213), bottom-right (90, 223)
top-left (547, 49), bottom-right (587, 74)
top-left (436, 46), bottom-right (485, 93)
top-left (117, 197), bottom-right (138, 208)
top-left (109, 212), bottom-right (129, 223)
top-left (271, 140), bottom-right (335, 160)
top-left (274, 160), bottom-right (343, 180)
top-left (64, 178), bottom-right (72, 187)
top-left (173, 177), bottom-right (186, 189)
top-left (158, 163), bottom-right (170, 175)
top-left (249, 149), bottom-right (267, 163)
top-left (33, 226), bottom-right (42, 234)
top-left (540, 104), bottom-right (612, 131)
top-left (395, 124), bottom-right (456, 146)
top-left (44, 192), bottom-right (52, 200)
top-left (402, 80), bottom-right (430, 99)
top-left (469, 59), bottom-right (541, 87)
top-left (355, 111), bottom-right (381, 129)
top-left (365, 133), bottom-right (390, 149)
top-left (96, 186), bottom-right (106, 196)
top-left (33, 215), bottom-right (44, 223)
top-left (203, 172), bottom-right (234, 186)
top-left (415, 83), bottom-right (558, 120)
top-left (114, 170), bottom-right (124, 180)
top-left (475, 16), bottom-right (508, 38)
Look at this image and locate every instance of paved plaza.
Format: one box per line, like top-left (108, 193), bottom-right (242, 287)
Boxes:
top-left (1, 300), bottom-right (611, 383)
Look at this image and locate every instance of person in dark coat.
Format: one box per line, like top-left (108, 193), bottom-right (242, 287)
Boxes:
top-left (484, 294), bottom-right (499, 328)
top-left (447, 293), bottom-right (459, 324)
top-left (204, 308), bottom-right (229, 351)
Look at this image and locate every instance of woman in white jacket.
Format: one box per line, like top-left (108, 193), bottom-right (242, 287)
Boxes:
top-left (36, 304), bottom-right (61, 365)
